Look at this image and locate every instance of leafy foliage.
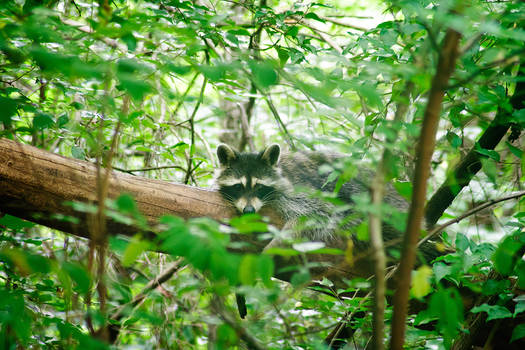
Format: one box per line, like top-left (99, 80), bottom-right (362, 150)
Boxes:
top-left (1, 0), bottom-right (525, 349)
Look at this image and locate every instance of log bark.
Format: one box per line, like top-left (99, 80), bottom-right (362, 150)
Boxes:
top-left (0, 137), bottom-right (237, 239)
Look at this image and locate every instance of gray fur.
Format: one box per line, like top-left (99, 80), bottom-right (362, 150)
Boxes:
top-left (215, 144), bottom-right (440, 262)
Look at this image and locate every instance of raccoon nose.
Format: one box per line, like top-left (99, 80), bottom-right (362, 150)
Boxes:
top-left (243, 205), bottom-right (256, 214)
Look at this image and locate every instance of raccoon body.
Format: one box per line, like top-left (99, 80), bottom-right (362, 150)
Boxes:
top-left (215, 143), bottom-right (408, 248)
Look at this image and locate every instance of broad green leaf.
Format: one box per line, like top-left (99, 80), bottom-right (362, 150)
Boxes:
top-left (475, 143), bottom-right (500, 161)
top-left (0, 96), bottom-right (18, 124)
top-left (249, 61), bottom-right (278, 88)
top-left (514, 300), bottom-right (525, 317)
top-left (493, 234), bottom-right (524, 275)
top-left (470, 304), bottom-right (512, 321)
top-left (429, 288), bottom-right (463, 347)
top-left (0, 215), bottom-right (35, 230)
top-left (122, 236), bottom-right (149, 267)
top-left (411, 265), bottom-right (432, 299)
top-left (71, 146), bottom-right (86, 160)
top-left (433, 262), bottom-right (453, 283)
top-left (33, 113), bottom-right (54, 130)
top-left (447, 131), bottom-right (462, 149)
top-left (239, 254), bottom-right (257, 285)
top-left (62, 262), bottom-right (90, 294)
top-left (118, 76), bottom-right (152, 101)
top-left (511, 324), bottom-right (525, 343)
top-left (506, 141), bottom-right (523, 159)
top-left (291, 269), bottom-right (311, 287)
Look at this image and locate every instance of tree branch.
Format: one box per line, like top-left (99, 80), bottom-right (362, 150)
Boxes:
top-left (425, 66), bottom-right (525, 227)
top-left (390, 28), bottom-right (461, 350)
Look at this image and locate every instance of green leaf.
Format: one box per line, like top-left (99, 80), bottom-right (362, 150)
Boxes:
top-left (356, 221), bottom-right (369, 241)
top-left (57, 114), bottom-right (69, 128)
top-left (121, 32), bottom-right (137, 52)
top-left (198, 64), bottom-right (225, 81)
top-left (122, 236), bottom-right (149, 267)
top-left (493, 234), bottom-right (524, 276)
top-left (446, 131), bottom-right (462, 149)
top-left (0, 215), bottom-right (35, 231)
top-left (516, 260), bottom-right (525, 289)
top-left (33, 113), bottom-right (54, 130)
top-left (433, 262), bottom-right (453, 283)
top-left (0, 96), bottom-right (18, 124)
top-left (230, 214), bottom-right (268, 233)
top-left (357, 84), bottom-right (383, 109)
top-left (291, 269), bottom-right (311, 287)
top-left (286, 26), bottom-right (299, 38)
top-left (71, 146), bottom-right (86, 160)
top-left (257, 254), bottom-right (274, 287)
top-left (506, 141), bottom-right (523, 158)
top-left (165, 64), bottom-right (192, 75)
top-left (411, 265), bottom-right (432, 299)
top-left (470, 304), bottom-right (512, 321)
top-left (481, 157), bottom-right (498, 184)
top-left (514, 300), bottom-right (525, 317)
top-left (305, 12), bottom-right (325, 23)
top-left (511, 324), bottom-right (525, 343)
top-left (62, 262), bottom-right (90, 293)
top-left (393, 181), bottom-right (412, 200)
top-left (276, 47), bottom-right (289, 66)
top-left (249, 61), bottom-right (278, 88)
top-left (455, 233), bottom-right (470, 251)
top-left (116, 194), bottom-right (137, 213)
top-left (239, 254), bottom-right (257, 285)
top-left (475, 143), bottom-right (500, 161)
top-left (118, 76), bottom-right (152, 101)
top-left (428, 287), bottom-right (463, 347)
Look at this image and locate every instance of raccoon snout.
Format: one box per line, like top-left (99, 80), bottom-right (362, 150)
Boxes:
top-left (243, 205), bottom-right (256, 214)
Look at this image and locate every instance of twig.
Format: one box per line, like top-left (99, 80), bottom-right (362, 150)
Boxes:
top-left (317, 15), bottom-right (368, 31)
top-left (421, 190), bottom-right (525, 247)
top-left (368, 81), bottom-right (414, 350)
top-left (264, 94), bottom-right (295, 149)
top-left (184, 78), bottom-right (207, 185)
top-left (112, 165), bottom-right (187, 174)
top-left (111, 260), bottom-right (185, 320)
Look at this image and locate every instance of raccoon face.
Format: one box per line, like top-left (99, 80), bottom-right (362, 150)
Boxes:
top-left (216, 144), bottom-right (283, 214)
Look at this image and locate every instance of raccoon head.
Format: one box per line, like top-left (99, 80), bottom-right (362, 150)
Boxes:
top-left (216, 143), bottom-right (284, 214)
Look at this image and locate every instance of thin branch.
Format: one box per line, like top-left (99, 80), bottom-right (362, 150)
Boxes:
top-left (264, 94), bottom-right (295, 149)
top-left (184, 78), bottom-right (207, 185)
top-left (317, 15), bottom-right (368, 31)
top-left (420, 190), bottom-right (525, 247)
top-left (368, 82), bottom-right (414, 350)
top-left (111, 260), bottom-right (185, 320)
top-left (390, 27), bottom-right (461, 350)
top-left (112, 165), bottom-right (187, 174)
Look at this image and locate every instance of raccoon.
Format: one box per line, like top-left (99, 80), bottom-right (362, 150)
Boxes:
top-left (215, 143), bottom-right (410, 250)
top-left (216, 143), bottom-right (444, 319)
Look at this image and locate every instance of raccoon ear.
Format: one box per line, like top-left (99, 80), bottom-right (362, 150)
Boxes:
top-left (260, 144), bottom-right (280, 166)
top-left (217, 144), bottom-right (238, 166)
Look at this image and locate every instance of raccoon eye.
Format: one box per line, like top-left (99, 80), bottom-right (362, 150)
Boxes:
top-left (231, 184), bottom-right (243, 191)
top-left (254, 184), bottom-right (273, 198)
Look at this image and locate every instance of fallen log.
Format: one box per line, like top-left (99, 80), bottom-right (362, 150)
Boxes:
top-left (0, 137), bottom-right (236, 238)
